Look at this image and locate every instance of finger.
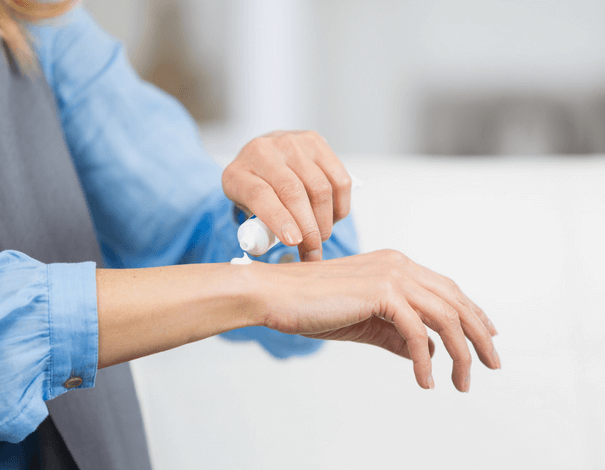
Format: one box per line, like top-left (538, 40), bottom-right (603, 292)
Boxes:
top-left (388, 296), bottom-right (434, 390)
top-left (256, 165), bottom-right (323, 261)
top-left (467, 297), bottom-right (498, 336)
top-left (407, 266), bottom-right (500, 370)
top-left (355, 317), bottom-right (436, 360)
top-left (288, 158), bottom-right (334, 242)
top-left (228, 172), bottom-right (303, 248)
top-left (255, 166), bottom-right (321, 259)
top-left (408, 262), bottom-right (498, 337)
top-left (311, 138), bottom-right (352, 223)
top-left (405, 285), bottom-right (472, 392)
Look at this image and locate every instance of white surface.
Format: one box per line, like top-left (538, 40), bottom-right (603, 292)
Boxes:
top-left (131, 155), bottom-right (605, 469)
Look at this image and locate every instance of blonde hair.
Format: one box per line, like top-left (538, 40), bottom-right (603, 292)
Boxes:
top-left (0, 0), bottom-right (78, 72)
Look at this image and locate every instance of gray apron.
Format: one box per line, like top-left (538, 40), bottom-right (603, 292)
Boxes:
top-left (0, 43), bottom-right (153, 470)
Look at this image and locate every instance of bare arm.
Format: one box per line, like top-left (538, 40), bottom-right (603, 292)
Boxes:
top-left (96, 250), bottom-right (499, 392)
top-left (96, 263), bottom-right (260, 369)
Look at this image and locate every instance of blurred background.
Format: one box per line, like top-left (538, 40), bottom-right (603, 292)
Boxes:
top-left (85, 0), bottom-right (605, 156)
top-left (83, 1), bottom-right (605, 469)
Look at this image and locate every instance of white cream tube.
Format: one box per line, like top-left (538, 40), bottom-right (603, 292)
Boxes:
top-left (237, 216), bottom-right (280, 256)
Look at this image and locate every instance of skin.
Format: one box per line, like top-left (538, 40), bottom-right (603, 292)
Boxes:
top-left (97, 130), bottom-right (500, 392)
top-left (222, 130), bottom-right (352, 262)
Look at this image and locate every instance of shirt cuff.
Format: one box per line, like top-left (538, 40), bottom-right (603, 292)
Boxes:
top-left (47, 262), bottom-right (98, 399)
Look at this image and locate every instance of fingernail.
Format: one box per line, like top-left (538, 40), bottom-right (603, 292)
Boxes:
top-left (492, 349), bottom-right (501, 369)
top-left (281, 223), bottom-right (302, 246)
top-left (427, 375), bottom-right (435, 390)
top-left (301, 249), bottom-right (322, 262)
top-left (464, 374), bottom-right (471, 393)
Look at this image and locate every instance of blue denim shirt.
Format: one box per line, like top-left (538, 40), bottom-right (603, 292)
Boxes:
top-left (0, 8), bottom-right (358, 444)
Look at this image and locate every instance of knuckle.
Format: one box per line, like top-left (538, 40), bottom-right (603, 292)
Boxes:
top-left (444, 276), bottom-right (459, 290)
top-left (378, 275), bottom-right (399, 302)
top-left (221, 165), bottom-right (235, 188)
top-left (452, 287), bottom-right (468, 310)
top-left (319, 225), bottom-right (332, 242)
top-left (308, 178), bottom-right (332, 202)
top-left (387, 264), bottom-right (401, 281)
top-left (410, 328), bottom-right (429, 344)
top-left (381, 249), bottom-right (408, 267)
top-left (320, 233), bottom-right (332, 243)
top-left (243, 137), bottom-right (264, 155)
top-left (415, 357), bottom-right (432, 369)
top-left (442, 306), bottom-right (460, 324)
top-left (335, 173), bottom-right (353, 192)
top-left (264, 206), bottom-right (287, 224)
top-left (461, 353), bottom-right (473, 367)
top-left (276, 179), bottom-right (305, 203)
top-left (281, 132), bottom-right (297, 146)
top-left (304, 130), bottom-right (321, 141)
top-left (300, 225), bottom-right (322, 244)
top-left (246, 182), bottom-right (272, 204)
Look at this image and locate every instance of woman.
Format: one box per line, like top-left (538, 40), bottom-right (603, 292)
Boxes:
top-left (0, 1), bottom-right (500, 468)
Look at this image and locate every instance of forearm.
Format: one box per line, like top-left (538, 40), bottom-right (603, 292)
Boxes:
top-left (86, 250), bottom-right (500, 393)
top-left (96, 263), bottom-right (262, 368)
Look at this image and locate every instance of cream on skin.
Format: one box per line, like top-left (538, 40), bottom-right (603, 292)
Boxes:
top-left (230, 252), bottom-right (253, 265)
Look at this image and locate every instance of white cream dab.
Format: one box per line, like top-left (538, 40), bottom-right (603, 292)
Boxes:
top-left (230, 252), bottom-right (253, 265)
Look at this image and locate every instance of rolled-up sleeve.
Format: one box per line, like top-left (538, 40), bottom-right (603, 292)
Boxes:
top-left (28, 8), bottom-right (360, 362)
top-left (0, 251), bottom-right (97, 444)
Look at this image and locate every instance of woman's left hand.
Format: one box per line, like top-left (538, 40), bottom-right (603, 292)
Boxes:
top-left (222, 130), bottom-right (352, 261)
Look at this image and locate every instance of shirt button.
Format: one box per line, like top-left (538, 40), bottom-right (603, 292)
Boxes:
top-left (64, 377), bottom-right (83, 389)
top-left (279, 253), bottom-right (296, 264)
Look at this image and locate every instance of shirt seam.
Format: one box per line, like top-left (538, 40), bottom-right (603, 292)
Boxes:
top-left (46, 264), bottom-right (54, 399)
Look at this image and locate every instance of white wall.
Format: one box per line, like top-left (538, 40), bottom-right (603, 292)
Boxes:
top-left (131, 154), bottom-right (605, 469)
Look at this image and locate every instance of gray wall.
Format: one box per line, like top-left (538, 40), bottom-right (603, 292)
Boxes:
top-left (85, 0), bottom-right (605, 156)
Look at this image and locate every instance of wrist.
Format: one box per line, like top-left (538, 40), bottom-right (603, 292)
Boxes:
top-left (243, 261), bottom-right (298, 332)
top-left (226, 261), bottom-right (273, 330)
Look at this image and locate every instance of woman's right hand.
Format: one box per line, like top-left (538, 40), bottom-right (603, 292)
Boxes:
top-left (250, 249), bottom-right (500, 392)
